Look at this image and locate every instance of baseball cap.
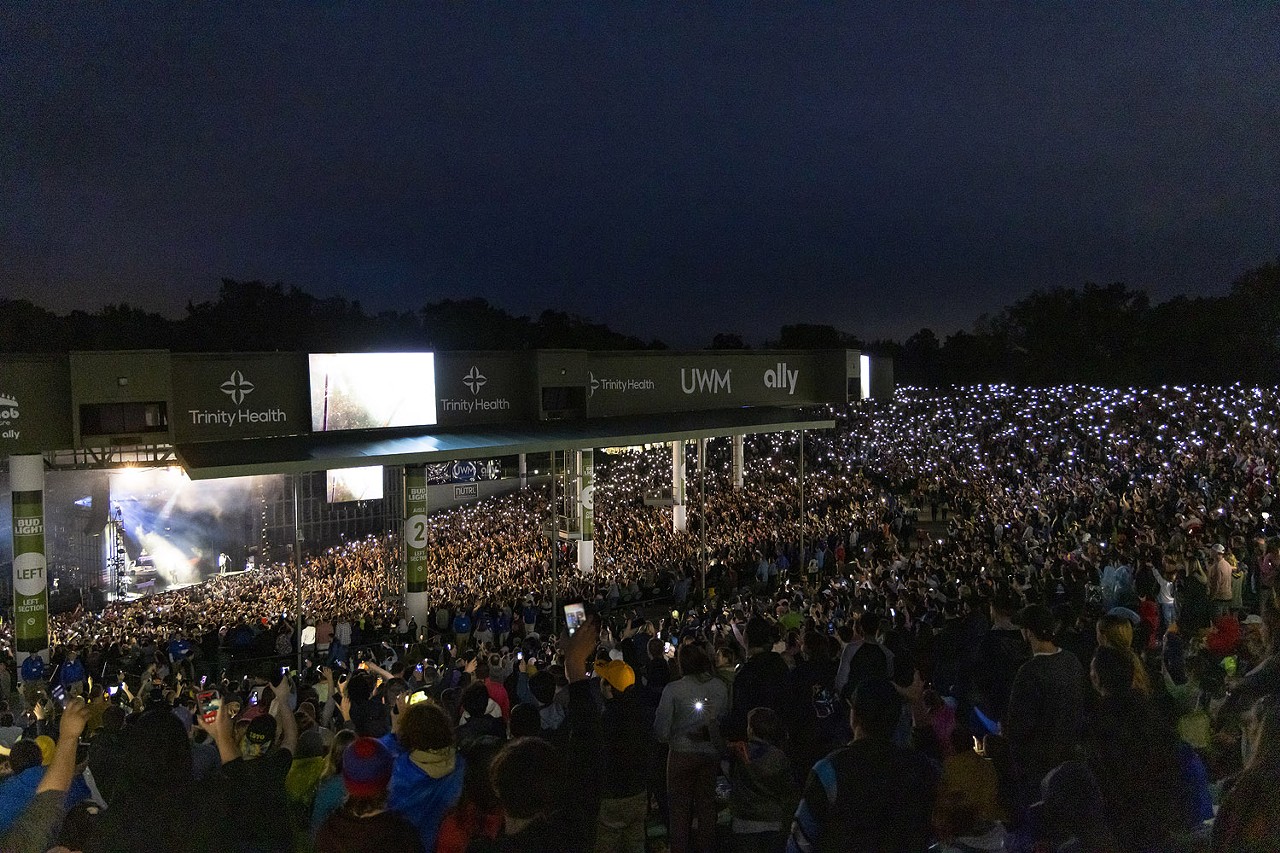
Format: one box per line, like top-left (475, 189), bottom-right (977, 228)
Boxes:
top-left (244, 714), bottom-right (277, 747)
top-left (595, 660), bottom-right (636, 693)
top-left (342, 737), bottom-right (394, 798)
top-left (35, 735), bottom-right (55, 767)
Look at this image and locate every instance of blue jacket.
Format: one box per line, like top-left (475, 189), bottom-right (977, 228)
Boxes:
top-left (380, 734), bottom-right (465, 851)
top-left (59, 658), bottom-right (87, 686)
top-left (310, 774), bottom-right (347, 836)
top-left (19, 657), bottom-right (44, 683)
top-left (0, 766), bottom-right (91, 834)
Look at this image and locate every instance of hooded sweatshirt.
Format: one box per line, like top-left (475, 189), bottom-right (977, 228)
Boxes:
top-left (316, 806), bottom-right (424, 853)
top-left (380, 734), bottom-right (465, 852)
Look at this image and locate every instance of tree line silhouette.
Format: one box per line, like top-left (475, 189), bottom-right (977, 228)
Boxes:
top-left (2, 256), bottom-right (1277, 387)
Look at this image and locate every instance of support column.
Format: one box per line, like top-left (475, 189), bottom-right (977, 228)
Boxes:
top-left (550, 451), bottom-right (559, 636)
top-left (698, 438), bottom-right (707, 594)
top-left (576, 449), bottom-right (594, 575)
top-left (731, 434), bottom-right (745, 489)
top-left (402, 465), bottom-right (431, 627)
top-left (10, 455), bottom-right (49, 668)
top-left (518, 453), bottom-right (528, 488)
top-left (798, 430), bottom-right (806, 565)
top-left (292, 475), bottom-right (304, 673)
top-left (671, 441), bottom-right (687, 532)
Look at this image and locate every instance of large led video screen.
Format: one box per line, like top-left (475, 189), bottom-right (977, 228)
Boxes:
top-left (309, 353), bottom-right (437, 432)
top-left (326, 466), bottom-right (384, 503)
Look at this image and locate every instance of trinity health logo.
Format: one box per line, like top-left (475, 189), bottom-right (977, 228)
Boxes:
top-left (220, 370), bottom-right (255, 405)
top-left (463, 366), bottom-right (487, 395)
top-left (190, 370), bottom-right (284, 427)
top-left (441, 365), bottom-right (509, 415)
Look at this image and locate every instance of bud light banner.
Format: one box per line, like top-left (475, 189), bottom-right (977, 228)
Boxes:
top-left (10, 455), bottom-right (48, 655)
top-left (403, 465), bottom-right (429, 594)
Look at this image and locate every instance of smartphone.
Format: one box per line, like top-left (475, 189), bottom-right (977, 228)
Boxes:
top-left (564, 603), bottom-right (586, 636)
top-left (108, 684), bottom-right (121, 697)
top-left (280, 665), bottom-right (289, 677)
top-left (197, 690), bottom-right (221, 725)
top-left (358, 661), bottom-right (369, 671)
top-left (51, 684), bottom-right (68, 710)
top-left (249, 692), bottom-right (259, 706)
top-left (517, 651), bottom-right (524, 661)
top-left (415, 663), bottom-right (424, 675)
top-left (200, 675), bottom-right (208, 688)
top-left (407, 688), bottom-right (430, 706)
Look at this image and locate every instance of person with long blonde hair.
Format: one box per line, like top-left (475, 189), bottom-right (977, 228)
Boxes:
top-left (1095, 613), bottom-right (1150, 695)
top-left (311, 728), bottom-right (357, 835)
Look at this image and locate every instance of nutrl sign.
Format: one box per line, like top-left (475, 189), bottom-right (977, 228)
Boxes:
top-left (763, 362), bottom-right (799, 395)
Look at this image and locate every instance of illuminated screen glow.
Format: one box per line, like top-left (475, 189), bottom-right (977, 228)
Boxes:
top-left (108, 467), bottom-right (275, 588)
top-left (860, 354), bottom-right (871, 400)
top-left (309, 352), bottom-right (437, 431)
top-left (326, 466), bottom-right (384, 503)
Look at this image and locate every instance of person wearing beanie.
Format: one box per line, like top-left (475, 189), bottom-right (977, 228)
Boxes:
top-left (315, 737), bottom-right (423, 853)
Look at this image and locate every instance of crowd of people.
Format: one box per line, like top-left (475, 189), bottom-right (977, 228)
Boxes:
top-left (0, 383), bottom-right (1277, 851)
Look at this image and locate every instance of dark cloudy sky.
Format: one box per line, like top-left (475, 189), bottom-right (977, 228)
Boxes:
top-left (2, 3), bottom-right (1278, 345)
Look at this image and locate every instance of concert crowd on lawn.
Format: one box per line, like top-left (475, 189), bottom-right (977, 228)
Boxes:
top-left (0, 384), bottom-right (1279, 852)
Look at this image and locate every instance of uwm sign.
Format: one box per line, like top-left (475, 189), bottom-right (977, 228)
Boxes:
top-left (586, 352), bottom-right (847, 417)
top-left (680, 367), bottom-right (731, 395)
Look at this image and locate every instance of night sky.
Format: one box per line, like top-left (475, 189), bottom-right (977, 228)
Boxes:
top-left (3, 4), bottom-right (1278, 345)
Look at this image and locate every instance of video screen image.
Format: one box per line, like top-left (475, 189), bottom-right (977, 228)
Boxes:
top-left (326, 466), bottom-right (384, 503)
top-left (309, 353), bottom-right (437, 432)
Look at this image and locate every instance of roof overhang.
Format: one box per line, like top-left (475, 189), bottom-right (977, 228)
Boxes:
top-left (175, 406), bottom-right (833, 480)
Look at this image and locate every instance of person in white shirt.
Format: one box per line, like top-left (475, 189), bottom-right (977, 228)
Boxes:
top-left (1151, 560), bottom-right (1178, 631)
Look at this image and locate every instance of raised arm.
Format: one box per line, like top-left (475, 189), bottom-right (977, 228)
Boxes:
top-left (273, 676), bottom-right (298, 754)
top-left (197, 699), bottom-right (241, 765)
top-left (38, 697), bottom-right (89, 794)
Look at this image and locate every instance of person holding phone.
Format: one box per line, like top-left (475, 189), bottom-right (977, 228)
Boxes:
top-left (201, 674), bottom-right (299, 852)
top-left (653, 642), bottom-right (729, 853)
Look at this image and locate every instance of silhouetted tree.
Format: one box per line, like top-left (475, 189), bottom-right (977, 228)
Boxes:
top-left (709, 333), bottom-right (748, 349)
top-left (768, 323), bottom-right (863, 350)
